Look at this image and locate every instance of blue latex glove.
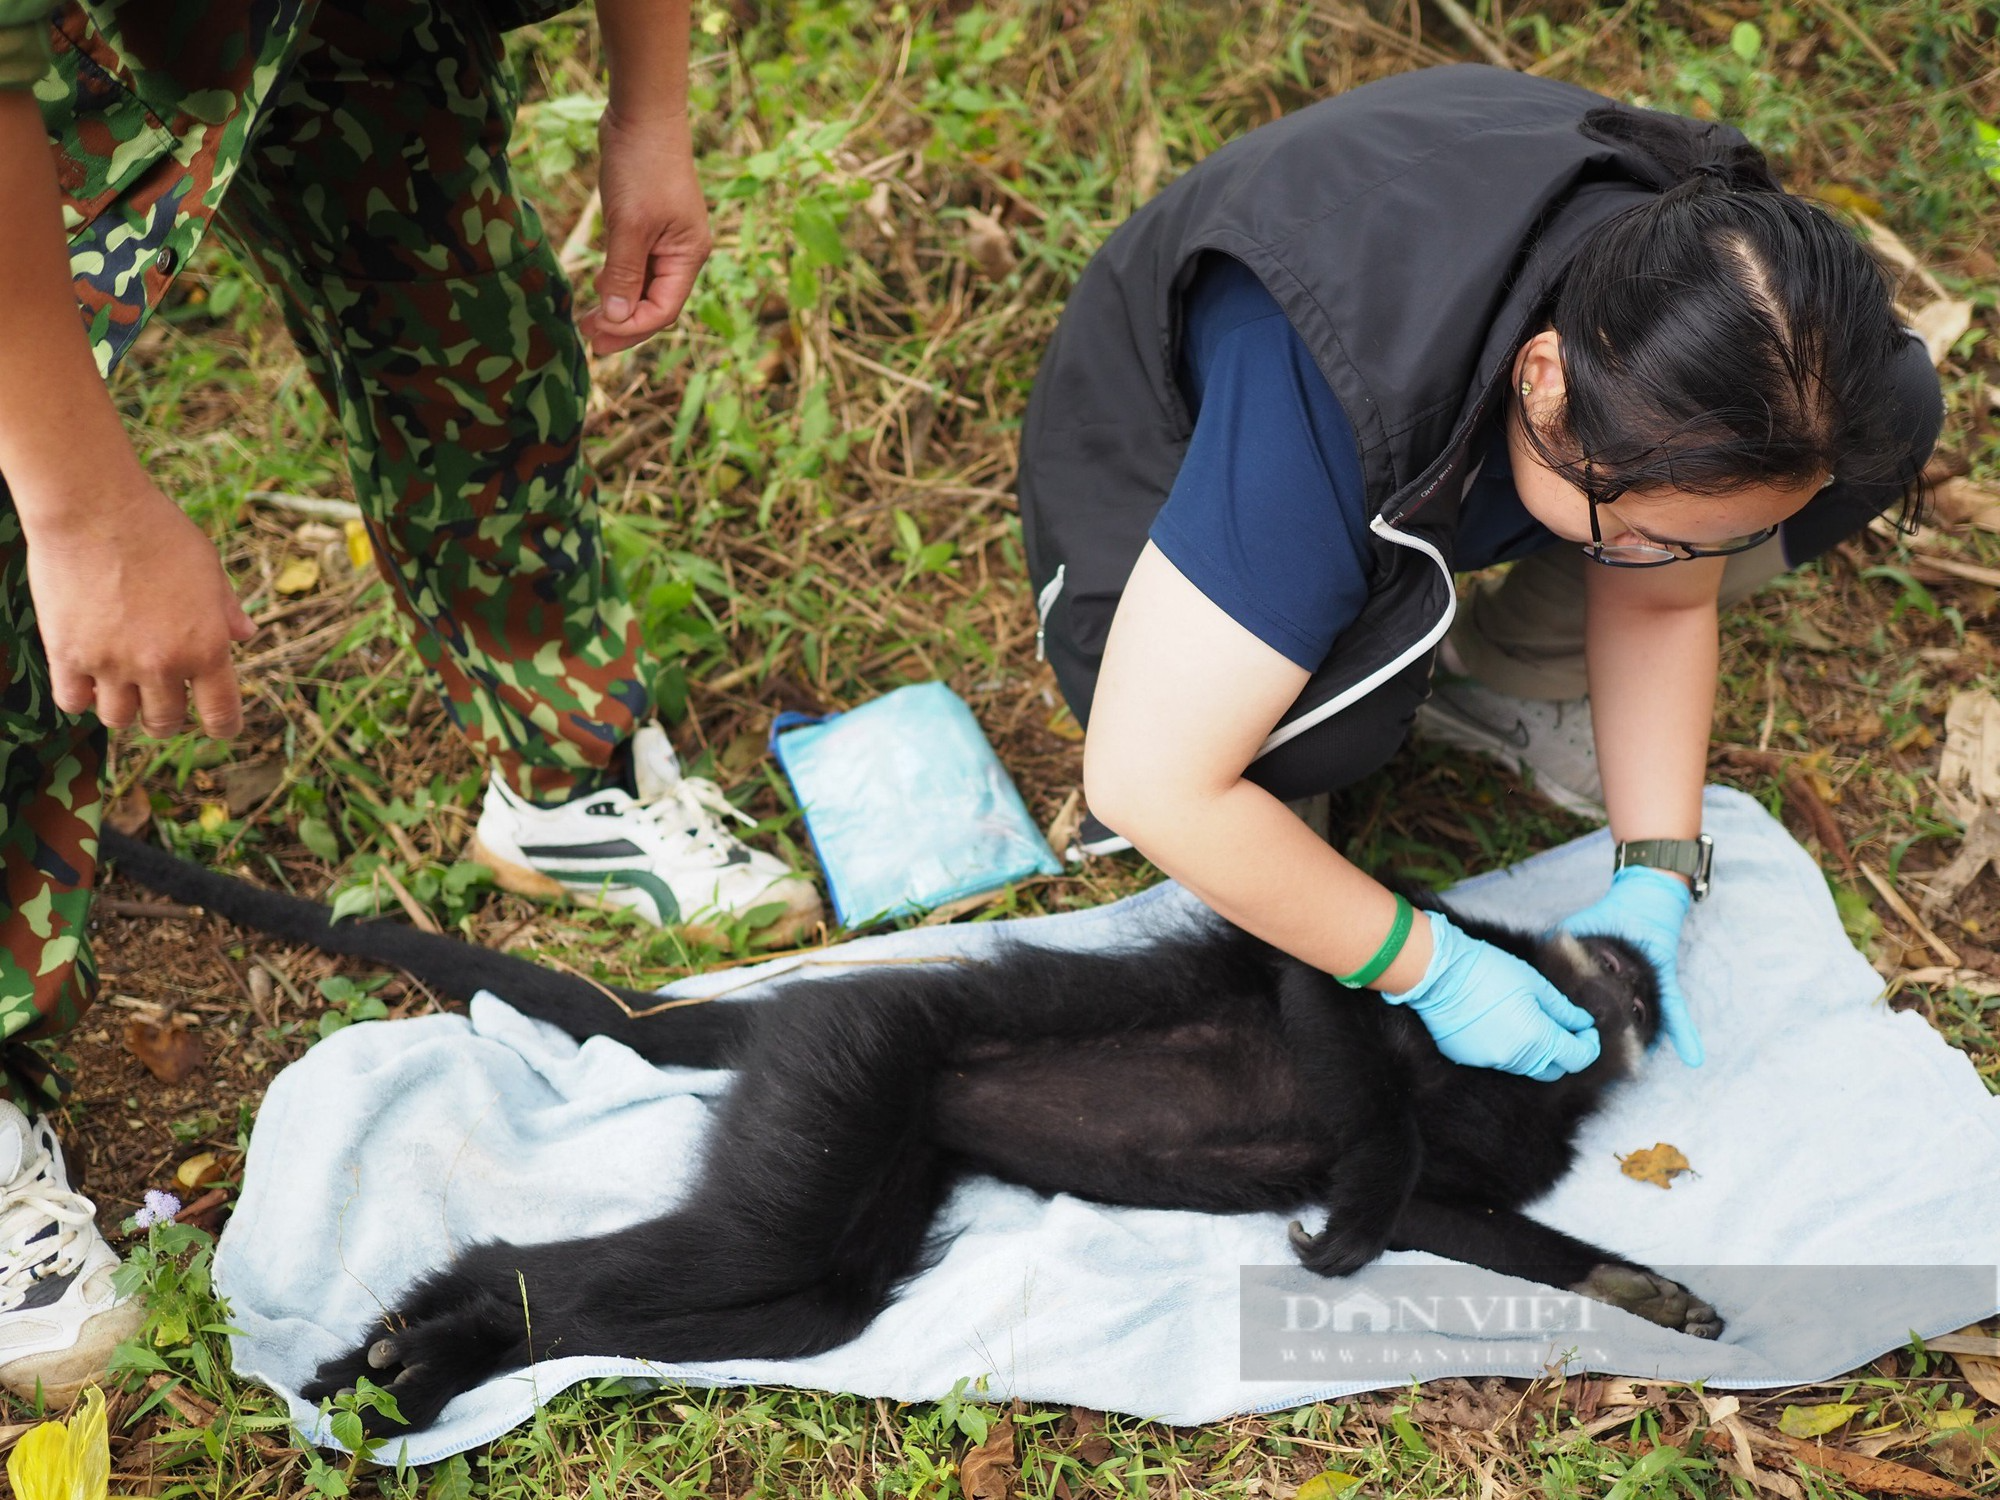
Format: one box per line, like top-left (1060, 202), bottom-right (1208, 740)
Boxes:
top-left (1382, 911), bottom-right (1602, 1081)
top-left (1561, 865), bottom-right (1700, 1066)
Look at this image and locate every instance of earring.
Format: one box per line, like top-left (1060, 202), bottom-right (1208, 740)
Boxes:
top-left (1519, 380), bottom-right (1533, 397)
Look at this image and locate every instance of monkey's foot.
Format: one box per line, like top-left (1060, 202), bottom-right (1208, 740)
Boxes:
top-left (301, 1259), bottom-right (534, 1436)
top-left (1288, 1217), bottom-right (1388, 1279)
top-left (1573, 1263), bottom-right (1724, 1339)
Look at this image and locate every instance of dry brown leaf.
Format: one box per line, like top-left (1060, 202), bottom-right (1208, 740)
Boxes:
top-left (1939, 691), bottom-right (2000, 822)
top-left (1044, 787), bottom-right (1083, 863)
top-left (1956, 1354), bottom-right (2000, 1405)
top-left (964, 209), bottom-right (1016, 282)
top-left (1932, 477), bottom-right (2000, 530)
top-left (1773, 1432), bottom-right (1978, 1498)
top-left (958, 1417), bottom-right (1016, 1500)
top-left (1928, 1332), bottom-right (2000, 1357)
top-left (1128, 118), bottom-right (1167, 202)
top-left (104, 783), bottom-right (153, 837)
top-left (222, 760), bottom-right (286, 817)
top-left (1617, 1142), bottom-right (1692, 1188)
top-left (1855, 213), bottom-right (1949, 300)
top-left (124, 1017), bottom-right (204, 1084)
top-left (1920, 806), bottom-right (2000, 921)
top-left (1909, 298), bottom-right (1975, 367)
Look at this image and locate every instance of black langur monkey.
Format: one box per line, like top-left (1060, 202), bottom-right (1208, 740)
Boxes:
top-left (103, 830), bottom-right (1722, 1435)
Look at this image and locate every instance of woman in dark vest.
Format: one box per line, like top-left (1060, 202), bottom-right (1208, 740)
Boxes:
top-left (1017, 65), bottom-right (1939, 1081)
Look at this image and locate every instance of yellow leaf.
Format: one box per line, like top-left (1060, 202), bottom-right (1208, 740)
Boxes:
top-left (273, 557), bottom-right (321, 595)
top-left (1618, 1141), bottom-right (1692, 1189)
top-left (1780, 1402), bottom-right (1862, 1438)
top-left (174, 1151), bottom-right (218, 1190)
top-left (343, 518), bottom-right (373, 571)
top-left (197, 803), bottom-right (228, 834)
top-left (1816, 183), bottom-right (1887, 220)
top-left (1297, 1470), bottom-right (1363, 1500)
top-left (7, 1386), bottom-right (109, 1500)
top-left (1929, 1408), bottom-right (1978, 1431)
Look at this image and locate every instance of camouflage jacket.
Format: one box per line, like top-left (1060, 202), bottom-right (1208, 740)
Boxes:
top-left (0, 0), bottom-right (581, 92)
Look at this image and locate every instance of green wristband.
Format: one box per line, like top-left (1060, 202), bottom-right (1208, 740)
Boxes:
top-left (1336, 893), bottom-right (1415, 989)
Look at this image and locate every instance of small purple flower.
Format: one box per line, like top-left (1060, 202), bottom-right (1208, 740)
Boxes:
top-left (135, 1189), bottom-right (181, 1229)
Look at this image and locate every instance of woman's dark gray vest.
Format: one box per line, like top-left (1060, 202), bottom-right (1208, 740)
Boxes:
top-left (1016, 65), bottom-right (1740, 768)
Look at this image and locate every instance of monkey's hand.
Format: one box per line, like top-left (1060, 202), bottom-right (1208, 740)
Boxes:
top-left (1382, 912), bottom-right (1601, 1081)
top-left (1561, 866), bottom-right (1699, 1067)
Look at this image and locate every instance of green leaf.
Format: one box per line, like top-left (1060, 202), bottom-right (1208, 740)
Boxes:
top-left (792, 200), bottom-right (848, 267)
top-left (328, 884), bottom-right (380, 924)
top-left (298, 816), bottom-right (340, 862)
top-left (1779, 1402), bottom-right (1861, 1438)
top-left (893, 509), bottom-right (923, 557)
top-left (427, 1454), bottom-right (475, 1500)
top-left (1388, 1409), bottom-right (1430, 1456)
top-left (329, 1407), bottom-right (365, 1452)
top-left (1729, 21), bottom-right (1762, 62)
top-left (1975, 120), bottom-right (2000, 185)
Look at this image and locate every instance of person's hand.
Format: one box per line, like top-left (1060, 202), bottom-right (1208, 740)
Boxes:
top-left (22, 473), bottom-right (254, 738)
top-left (578, 105), bottom-right (711, 356)
top-left (1382, 911), bottom-right (1601, 1081)
top-left (1561, 865), bottom-right (1699, 1065)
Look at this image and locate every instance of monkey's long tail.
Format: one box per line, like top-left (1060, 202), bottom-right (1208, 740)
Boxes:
top-left (99, 829), bottom-right (755, 1068)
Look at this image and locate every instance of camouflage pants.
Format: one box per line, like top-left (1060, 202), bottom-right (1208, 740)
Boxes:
top-left (1, 0), bottom-right (648, 1105)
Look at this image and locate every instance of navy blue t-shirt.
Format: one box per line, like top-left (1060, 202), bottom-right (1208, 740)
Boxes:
top-left (1149, 255), bottom-right (1553, 670)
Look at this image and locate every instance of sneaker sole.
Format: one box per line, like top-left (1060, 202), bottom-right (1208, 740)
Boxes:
top-left (469, 836), bottom-right (823, 949)
top-left (0, 1296), bottom-right (145, 1406)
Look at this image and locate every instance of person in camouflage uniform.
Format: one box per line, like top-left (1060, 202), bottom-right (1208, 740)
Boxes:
top-left (0, 0), bottom-right (818, 1400)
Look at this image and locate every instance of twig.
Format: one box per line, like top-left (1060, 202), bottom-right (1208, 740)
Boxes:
top-left (246, 490), bottom-right (363, 522)
top-left (375, 865), bottom-right (441, 935)
top-left (826, 340), bottom-right (982, 411)
top-left (1429, 0), bottom-right (1517, 67)
top-left (1859, 862), bottom-right (1961, 967)
top-left (1525, 0), bottom-right (1641, 76)
top-left (1800, 0), bottom-right (1902, 78)
top-left (95, 897), bottom-right (202, 920)
top-left (559, 186), bottom-right (602, 274)
top-left (1906, 555), bottom-right (2000, 589)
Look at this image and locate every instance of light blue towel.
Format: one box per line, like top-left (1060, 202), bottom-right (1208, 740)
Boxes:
top-left (214, 787), bottom-right (2000, 1465)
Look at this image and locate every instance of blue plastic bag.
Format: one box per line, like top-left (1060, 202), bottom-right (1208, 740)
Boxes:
top-left (771, 682), bottom-right (1062, 927)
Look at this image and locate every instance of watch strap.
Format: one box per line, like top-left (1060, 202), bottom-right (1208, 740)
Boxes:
top-left (1613, 833), bottom-right (1713, 901)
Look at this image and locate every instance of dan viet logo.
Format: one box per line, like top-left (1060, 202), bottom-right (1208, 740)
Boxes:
top-left (1286, 1286), bottom-right (1601, 1336)
top-left (1238, 1266), bottom-right (1616, 1378)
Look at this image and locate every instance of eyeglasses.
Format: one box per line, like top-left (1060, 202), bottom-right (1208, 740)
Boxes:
top-left (1580, 465), bottom-right (1780, 568)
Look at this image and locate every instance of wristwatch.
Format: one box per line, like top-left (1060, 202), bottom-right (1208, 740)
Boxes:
top-left (1613, 834), bottom-right (1713, 901)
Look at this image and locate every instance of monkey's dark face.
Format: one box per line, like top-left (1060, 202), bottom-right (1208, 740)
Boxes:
top-left (1530, 932), bottom-right (1662, 1077)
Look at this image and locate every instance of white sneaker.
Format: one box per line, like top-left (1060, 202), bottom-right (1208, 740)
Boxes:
top-left (470, 723), bottom-right (824, 945)
top-left (0, 1103), bottom-right (144, 1405)
top-left (1414, 677), bottom-right (1606, 820)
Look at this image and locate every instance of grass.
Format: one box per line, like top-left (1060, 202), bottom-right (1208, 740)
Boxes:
top-left (12, 0), bottom-right (2000, 1495)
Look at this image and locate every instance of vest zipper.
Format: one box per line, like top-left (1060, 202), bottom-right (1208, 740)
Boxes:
top-left (1034, 564), bottom-right (1066, 663)
top-left (1252, 516), bottom-right (1456, 761)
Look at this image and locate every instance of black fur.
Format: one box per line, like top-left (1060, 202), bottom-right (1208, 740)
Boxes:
top-left (102, 830), bottom-right (1722, 1433)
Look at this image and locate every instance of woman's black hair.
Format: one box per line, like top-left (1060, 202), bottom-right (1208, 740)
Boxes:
top-left (1527, 106), bottom-right (1929, 525)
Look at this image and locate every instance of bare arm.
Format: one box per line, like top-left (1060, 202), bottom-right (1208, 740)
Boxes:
top-left (1083, 542), bottom-right (1438, 990)
top-left (0, 92), bottom-right (250, 737)
top-left (1584, 555), bottom-right (1722, 852)
top-left (581, 0), bottom-right (710, 354)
